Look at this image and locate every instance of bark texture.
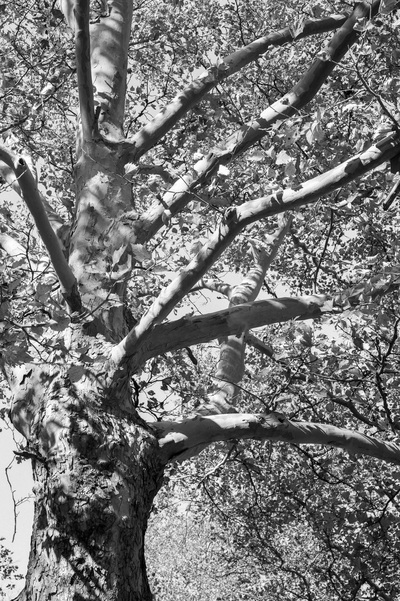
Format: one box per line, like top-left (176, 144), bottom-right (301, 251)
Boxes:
top-left (10, 363), bottom-right (164, 601)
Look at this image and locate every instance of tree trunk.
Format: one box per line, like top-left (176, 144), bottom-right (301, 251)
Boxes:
top-left (10, 363), bottom-right (164, 601)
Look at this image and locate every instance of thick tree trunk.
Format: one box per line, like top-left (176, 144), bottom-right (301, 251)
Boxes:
top-left (10, 363), bottom-right (164, 601)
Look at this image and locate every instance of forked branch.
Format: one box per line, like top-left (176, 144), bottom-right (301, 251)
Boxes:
top-left (121, 13), bottom-right (349, 164)
top-left (134, 0), bottom-right (381, 243)
top-left (111, 132), bottom-right (400, 366)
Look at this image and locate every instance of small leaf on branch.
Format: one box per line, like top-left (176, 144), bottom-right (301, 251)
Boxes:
top-left (131, 244), bottom-right (152, 262)
top-left (248, 150), bottom-right (264, 162)
top-left (275, 150), bottom-right (292, 165)
top-left (217, 164), bottom-right (230, 177)
top-left (49, 316), bottom-right (70, 331)
top-left (289, 17), bottom-right (306, 39)
top-left (67, 365), bottom-right (85, 383)
top-left (379, 0), bottom-right (397, 14)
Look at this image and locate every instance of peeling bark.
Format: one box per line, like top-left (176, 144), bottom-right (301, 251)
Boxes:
top-left (90, 0), bottom-right (133, 141)
top-left (9, 363), bottom-right (164, 601)
top-left (75, 0), bottom-right (95, 143)
top-left (69, 145), bottom-right (134, 338)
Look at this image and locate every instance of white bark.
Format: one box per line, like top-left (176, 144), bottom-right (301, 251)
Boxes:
top-left (154, 412), bottom-right (400, 465)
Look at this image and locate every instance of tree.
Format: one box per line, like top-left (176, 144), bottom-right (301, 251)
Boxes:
top-left (2, 0), bottom-right (400, 598)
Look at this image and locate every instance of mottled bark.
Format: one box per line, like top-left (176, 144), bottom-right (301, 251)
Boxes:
top-left (9, 362), bottom-right (164, 601)
top-left (90, 0), bottom-right (133, 141)
top-left (69, 144), bottom-right (133, 338)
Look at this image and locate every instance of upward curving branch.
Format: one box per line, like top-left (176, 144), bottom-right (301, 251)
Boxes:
top-left (0, 146), bottom-right (82, 313)
top-left (0, 157), bottom-right (68, 245)
top-left (121, 13), bottom-right (349, 164)
top-left (202, 216), bottom-right (292, 414)
top-left (133, 1), bottom-right (381, 243)
top-left (111, 131), bottom-right (400, 366)
top-left (153, 412), bottom-right (400, 465)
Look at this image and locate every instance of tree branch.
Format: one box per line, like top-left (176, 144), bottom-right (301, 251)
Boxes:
top-left (111, 132), bottom-right (400, 365)
top-left (383, 176), bottom-right (400, 210)
top-left (192, 279), bottom-right (233, 299)
top-left (90, 0), bottom-right (133, 140)
top-left (133, 1), bottom-right (380, 243)
top-left (200, 216), bottom-right (291, 413)
top-left (129, 270), bottom-right (400, 369)
top-left (199, 224), bottom-right (285, 413)
top-left (139, 296), bottom-right (330, 363)
top-left (121, 13), bottom-right (349, 164)
top-left (153, 412), bottom-right (400, 465)
top-left (245, 333), bottom-right (274, 358)
top-left (0, 156), bottom-right (69, 246)
top-left (11, 156), bottom-right (82, 313)
top-left (74, 0), bottom-right (95, 142)
top-left (59, 0), bottom-right (76, 30)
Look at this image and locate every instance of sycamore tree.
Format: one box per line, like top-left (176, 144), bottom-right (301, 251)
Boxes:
top-left (2, 0), bottom-right (400, 598)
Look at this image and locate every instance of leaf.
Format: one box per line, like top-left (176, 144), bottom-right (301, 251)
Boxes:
top-left (321, 299), bottom-right (334, 312)
top-left (68, 365), bottom-right (85, 383)
top-left (247, 150), bottom-right (264, 162)
top-left (49, 316), bottom-right (70, 331)
top-left (35, 283), bottom-right (52, 302)
top-left (289, 17), bottom-right (306, 39)
top-left (275, 150), bottom-right (292, 165)
top-left (217, 164), bottom-right (230, 177)
top-left (380, 0), bottom-right (397, 14)
top-left (284, 161), bottom-right (296, 177)
top-left (131, 244), bottom-right (152, 262)
top-left (112, 245), bottom-right (127, 265)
